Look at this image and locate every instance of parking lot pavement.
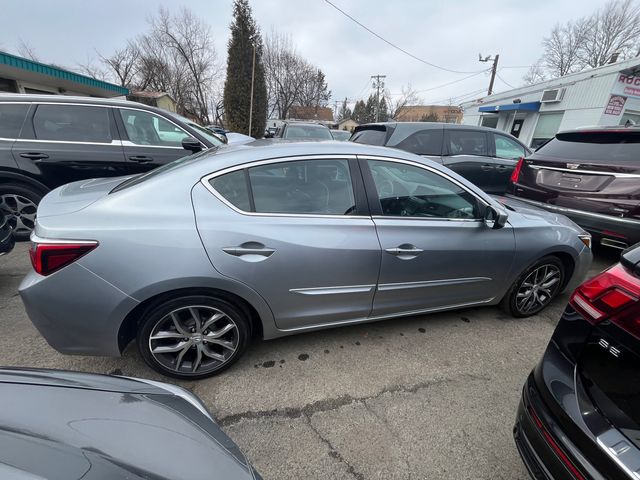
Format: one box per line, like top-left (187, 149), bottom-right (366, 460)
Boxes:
top-left (0, 243), bottom-right (618, 479)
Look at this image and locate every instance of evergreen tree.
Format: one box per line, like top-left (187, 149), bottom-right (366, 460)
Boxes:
top-left (223, 0), bottom-right (267, 137)
top-left (352, 99), bottom-right (367, 124)
top-left (338, 97), bottom-right (352, 122)
top-left (365, 94), bottom-right (377, 123)
top-left (378, 96), bottom-right (389, 122)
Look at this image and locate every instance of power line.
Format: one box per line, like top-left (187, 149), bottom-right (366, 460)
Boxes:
top-left (496, 71), bottom-right (515, 89)
top-left (321, 0), bottom-right (485, 75)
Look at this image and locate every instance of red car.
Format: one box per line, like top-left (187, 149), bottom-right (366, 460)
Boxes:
top-left (508, 126), bottom-right (640, 249)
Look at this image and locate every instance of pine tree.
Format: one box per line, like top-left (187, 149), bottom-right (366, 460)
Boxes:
top-left (223, 0), bottom-right (267, 137)
top-left (352, 99), bottom-right (367, 124)
top-left (338, 97), bottom-right (352, 121)
top-left (365, 94), bottom-right (377, 123)
top-left (378, 96), bottom-right (389, 122)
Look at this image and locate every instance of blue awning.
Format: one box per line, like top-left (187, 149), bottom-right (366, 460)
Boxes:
top-left (478, 101), bottom-right (541, 113)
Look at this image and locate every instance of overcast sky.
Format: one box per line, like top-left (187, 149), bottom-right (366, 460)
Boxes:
top-left (1, 0), bottom-right (610, 108)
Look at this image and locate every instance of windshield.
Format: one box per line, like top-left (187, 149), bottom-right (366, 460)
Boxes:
top-left (284, 124), bottom-right (333, 140)
top-left (169, 113), bottom-right (225, 146)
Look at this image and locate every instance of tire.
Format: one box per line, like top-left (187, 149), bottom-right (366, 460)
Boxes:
top-left (501, 256), bottom-right (565, 318)
top-left (0, 183), bottom-right (43, 240)
top-left (137, 295), bottom-right (251, 379)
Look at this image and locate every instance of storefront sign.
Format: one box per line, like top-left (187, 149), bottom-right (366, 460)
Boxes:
top-left (604, 94), bottom-right (627, 116)
top-left (613, 74), bottom-right (640, 99)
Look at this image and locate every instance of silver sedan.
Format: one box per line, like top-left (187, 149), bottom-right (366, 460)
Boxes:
top-left (20, 141), bottom-right (592, 379)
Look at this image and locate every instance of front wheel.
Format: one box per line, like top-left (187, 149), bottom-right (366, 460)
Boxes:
top-left (0, 184), bottom-right (43, 240)
top-left (502, 256), bottom-right (565, 317)
top-left (137, 295), bottom-right (251, 379)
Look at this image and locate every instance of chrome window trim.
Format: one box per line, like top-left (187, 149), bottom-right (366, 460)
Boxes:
top-left (121, 140), bottom-right (187, 150)
top-left (357, 154), bottom-right (489, 220)
top-left (504, 194), bottom-right (640, 225)
top-left (372, 215), bottom-right (482, 223)
top-left (14, 138), bottom-right (122, 146)
top-left (528, 164), bottom-right (640, 178)
top-left (201, 154), bottom-right (369, 219)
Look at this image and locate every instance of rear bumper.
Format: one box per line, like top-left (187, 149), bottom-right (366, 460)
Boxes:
top-left (505, 194), bottom-right (640, 248)
top-left (515, 374), bottom-right (595, 480)
top-left (19, 263), bottom-right (138, 356)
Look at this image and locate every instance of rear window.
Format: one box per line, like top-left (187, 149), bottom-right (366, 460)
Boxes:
top-left (391, 129), bottom-right (443, 156)
top-left (0, 104), bottom-right (29, 139)
top-left (34, 104), bottom-right (112, 143)
top-left (351, 128), bottom-right (388, 146)
top-left (537, 131), bottom-right (640, 164)
top-left (283, 125), bottom-right (332, 140)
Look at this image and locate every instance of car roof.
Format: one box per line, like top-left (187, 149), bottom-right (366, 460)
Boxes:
top-left (0, 93), bottom-right (154, 109)
top-left (356, 121), bottom-right (503, 134)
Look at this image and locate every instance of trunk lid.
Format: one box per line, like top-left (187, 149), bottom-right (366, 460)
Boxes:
top-left (36, 176), bottom-right (130, 218)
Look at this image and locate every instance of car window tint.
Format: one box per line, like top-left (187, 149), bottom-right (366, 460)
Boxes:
top-left (351, 128), bottom-right (387, 146)
top-left (33, 105), bottom-right (112, 143)
top-left (283, 125), bottom-right (333, 140)
top-left (448, 130), bottom-right (487, 156)
top-left (0, 104), bottom-right (29, 139)
top-left (119, 109), bottom-right (190, 147)
top-left (249, 159), bottom-right (355, 215)
top-left (392, 129), bottom-right (443, 155)
top-left (494, 135), bottom-right (525, 159)
top-left (210, 170), bottom-right (251, 211)
top-left (367, 160), bottom-right (480, 219)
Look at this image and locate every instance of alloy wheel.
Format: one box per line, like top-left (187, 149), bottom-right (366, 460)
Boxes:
top-left (515, 264), bottom-right (561, 315)
top-left (0, 193), bottom-right (37, 237)
top-left (148, 305), bottom-right (239, 375)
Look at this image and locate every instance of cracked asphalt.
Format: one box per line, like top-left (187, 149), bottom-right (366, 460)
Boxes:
top-left (0, 243), bottom-right (618, 479)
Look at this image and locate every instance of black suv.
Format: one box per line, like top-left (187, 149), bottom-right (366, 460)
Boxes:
top-left (351, 122), bottom-right (531, 194)
top-left (515, 243), bottom-right (640, 480)
top-left (0, 95), bottom-right (224, 238)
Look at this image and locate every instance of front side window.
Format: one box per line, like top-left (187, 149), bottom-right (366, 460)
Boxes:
top-left (494, 134), bottom-right (525, 159)
top-left (447, 130), bottom-right (488, 156)
top-left (119, 109), bottom-right (190, 147)
top-left (33, 105), bottom-right (112, 143)
top-left (367, 160), bottom-right (480, 219)
top-left (209, 159), bottom-right (356, 215)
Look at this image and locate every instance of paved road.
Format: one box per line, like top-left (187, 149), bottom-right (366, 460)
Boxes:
top-left (0, 244), bottom-right (618, 479)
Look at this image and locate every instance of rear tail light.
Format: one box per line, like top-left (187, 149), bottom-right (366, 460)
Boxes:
top-left (29, 241), bottom-right (98, 276)
top-left (569, 263), bottom-right (640, 339)
top-left (510, 157), bottom-right (524, 183)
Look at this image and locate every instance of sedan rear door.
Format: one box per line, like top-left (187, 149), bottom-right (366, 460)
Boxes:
top-left (442, 128), bottom-right (498, 192)
top-left (193, 156), bottom-right (381, 330)
top-left (359, 156), bottom-right (515, 317)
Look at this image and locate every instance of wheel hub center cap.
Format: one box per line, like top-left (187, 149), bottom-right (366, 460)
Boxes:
top-left (191, 333), bottom-right (203, 344)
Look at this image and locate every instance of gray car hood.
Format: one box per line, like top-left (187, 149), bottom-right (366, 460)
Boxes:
top-left (492, 195), bottom-right (585, 232)
top-left (0, 369), bottom-right (255, 480)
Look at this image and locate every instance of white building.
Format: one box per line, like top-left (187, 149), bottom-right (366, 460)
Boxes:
top-left (461, 57), bottom-right (640, 149)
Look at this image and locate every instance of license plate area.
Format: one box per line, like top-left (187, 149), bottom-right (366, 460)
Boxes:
top-left (536, 169), bottom-right (612, 192)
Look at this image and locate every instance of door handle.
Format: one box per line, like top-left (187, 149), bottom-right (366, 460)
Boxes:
top-left (480, 164), bottom-right (494, 171)
top-left (496, 165), bottom-right (509, 172)
top-left (19, 152), bottom-right (49, 161)
top-left (128, 155), bottom-right (153, 163)
top-left (385, 246), bottom-right (424, 256)
top-left (223, 246), bottom-right (275, 257)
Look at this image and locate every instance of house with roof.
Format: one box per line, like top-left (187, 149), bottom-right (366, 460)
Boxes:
top-left (287, 106), bottom-right (334, 123)
top-left (0, 51), bottom-right (127, 98)
top-left (394, 105), bottom-right (462, 123)
top-left (127, 91), bottom-right (177, 113)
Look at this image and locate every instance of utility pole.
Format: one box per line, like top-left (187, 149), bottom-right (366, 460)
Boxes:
top-left (371, 74), bottom-right (386, 122)
top-left (479, 54), bottom-right (499, 96)
top-left (248, 44), bottom-right (256, 136)
top-left (333, 100), bottom-right (339, 122)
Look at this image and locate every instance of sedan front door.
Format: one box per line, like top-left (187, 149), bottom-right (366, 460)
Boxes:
top-left (360, 156), bottom-right (515, 317)
top-left (193, 156), bottom-right (381, 330)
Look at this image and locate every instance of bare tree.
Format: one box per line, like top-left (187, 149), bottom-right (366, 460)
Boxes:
top-left (385, 84), bottom-right (420, 120)
top-left (98, 43), bottom-right (140, 87)
top-left (263, 28), bottom-right (331, 119)
top-left (579, 0), bottom-right (640, 68)
top-left (522, 59), bottom-right (548, 85)
top-left (16, 38), bottom-right (38, 61)
top-left (542, 20), bottom-right (589, 77)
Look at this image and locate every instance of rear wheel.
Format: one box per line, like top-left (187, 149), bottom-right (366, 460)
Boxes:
top-left (0, 184), bottom-right (43, 240)
top-left (137, 295), bottom-right (251, 379)
top-left (502, 256), bottom-right (565, 317)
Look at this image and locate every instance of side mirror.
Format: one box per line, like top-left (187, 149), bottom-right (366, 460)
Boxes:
top-left (182, 137), bottom-right (203, 153)
top-left (484, 206), bottom-right (508, 229)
